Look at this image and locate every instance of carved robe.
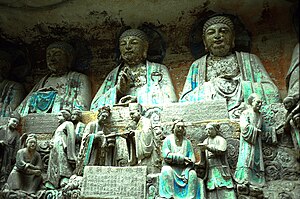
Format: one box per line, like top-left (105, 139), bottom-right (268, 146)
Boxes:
top-left (0, 125), bottom-right (20, 182)
top-left (286, 43), bottom-right (299, 96)
top-left (202, 135), bottom-right (236, 199)
top-left (159, 134), bottom-right (204, 199)
top-left (234, 108), bottom-right (265, 187)
top-left (0, 80), bottom-right (25, 117)
top-left (17, 72), bottom-right (91, 116)
top-left (90, 61), bottom-right (177, 110)
top-left (180, 52), bottom-right (281, 119)
top-left (47, 121), bottom-right (77, 188)
top-left (7, 148), bottom-right (43, 193)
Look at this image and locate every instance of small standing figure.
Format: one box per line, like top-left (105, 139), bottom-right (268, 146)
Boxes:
top-left (45, 109), bottom-right (77, 189)
top-left (198, 123), bottom-right (236, 199)
top-left (126, 103), bottom-right (160, 173)
top-left (71, 109), bottom-right (86, 153)
top-left (0, 111), bottom-right (21, 186)
top-left (234, 93), bottom-right (265, 192)
top-left (6, 134), bottom-right (43, 193)
top-left (75, 106), bottom-right (111, 175)
top-left (159, 120), bottom-right (203, 199)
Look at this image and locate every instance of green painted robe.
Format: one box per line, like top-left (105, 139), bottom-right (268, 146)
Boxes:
top-left (90, 61), bottom-right (177, 110)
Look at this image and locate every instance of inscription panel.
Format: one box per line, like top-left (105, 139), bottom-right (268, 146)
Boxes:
top-left (81, 166), bottom-right (147, 199)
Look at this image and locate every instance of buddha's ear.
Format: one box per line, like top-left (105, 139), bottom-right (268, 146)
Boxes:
top-left (202, 34), bottom-right (208, 52)
top-left (143, 42), bottom-right (149, 59)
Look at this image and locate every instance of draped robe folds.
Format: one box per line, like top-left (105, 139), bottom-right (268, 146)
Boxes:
top-left (202, 136), bottom-right (236, 199)
top-left (90, 61), bottom-right (177, 110)
top-left (7, 148), bottom-right (43, 193)
top-left (17, 72), bottom-right (91, 116)
top-left (47, 121), bottom-right (77, 188)
top-left (234, 109), bottom-right (265, 187)
top-left (159, 134), bottom-right (204, 199)
top-left (0, 125), bottom-right (20, 182)
top-left (0, 80), bottom-right (25, 117)
top-left (127, 116), bottom-right (160, 173)
top-left (286, 43), bottom-right (299, 96)
top-left (180, 52), bottom-right (281, 118)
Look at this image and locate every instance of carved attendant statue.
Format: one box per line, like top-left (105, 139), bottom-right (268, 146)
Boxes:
top-left (159, 120), bottom-right (203, 199)
top-left (90, 29), bottom-right (177, 110)
top-left (234, 93), bottom-right (265, 191)
top-left (6, 134), bottom-right (43, 193)
top-left (46, 109), bottom-right (77, 189)
top-left (75, 106), bottom-right (111, 175)
top-left (17, 42), bottom-right (91, 116)
top-left (71, 109), bottom-right (86, 153)
top-left (126, 103), bottom-right (160, 173)
top-left (180, 15), bottom-right (281, 119)
top-left (198, 123), bottom-right (236, 199)
top-left (0, 50), bottom-right (25, 117)
top-left (0, 111), bottom-right (21, 186)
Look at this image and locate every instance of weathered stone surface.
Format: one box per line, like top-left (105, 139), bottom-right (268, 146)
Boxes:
top-left (0, 117), bottom-right (8, 126)
top-left (81, 166), bottom-right (147, 199)
top-left (22, 113), bottom-right (59, 134)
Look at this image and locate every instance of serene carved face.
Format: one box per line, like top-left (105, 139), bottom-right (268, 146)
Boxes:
top-left (8, 118), bottom-right (19, 129)
top-left (98, 110), bottom-right (110, 124)
top-left (46, 48), bottom-right (69, 73)
top-left (203, 23), bottom-right (234, 57)
top-left (57, 112), bottom-right (66, 124)
top-left (129, 108), bottom-right (141, 122)
top-left (27, 138), bottom-right (37, 151)
top-left (205, 124), bottom-right (217, 138)
top-left (174, 122), bottom-right (185, 137)
top-left (119, 36), bottom-right (148, 66)
top-left (251, 96), bottom-right (262, 112)
top-left (71, 111), bottom-right (81, 122)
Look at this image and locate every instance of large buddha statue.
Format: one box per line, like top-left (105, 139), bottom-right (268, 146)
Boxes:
top-left (90, 29), bottom-right (177, 110)
top-left (0, 50), bottom-right (25, 117)
top-left (180, 15), bottom-right (281, 119)
top-left (17, 42), bottom-right (91, 116)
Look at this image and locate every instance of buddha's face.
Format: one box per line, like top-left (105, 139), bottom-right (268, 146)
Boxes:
top-left (129, 108), bottom-right (141, 122)
top-left (119, 36), bottom-right (148, 66)
top-left (203, 23), bottom-right (234, 57)
top-left (57, 112), bottom-right (66, 124)
top-left (46, 48), bottom-right (69, 73)
top-left (98, 111), bottom-right (110, 124)
top-left (71, 111), bottom-right (81, 122)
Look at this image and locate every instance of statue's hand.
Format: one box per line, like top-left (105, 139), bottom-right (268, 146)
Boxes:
top-left (117, 70), bottom-right (130, 94)
top-left (48, 141), bottom-right (54, 149)
top-left (37, 86), bottom-right (56, 92)
top-left (184, 157), bottom-right (193, 165)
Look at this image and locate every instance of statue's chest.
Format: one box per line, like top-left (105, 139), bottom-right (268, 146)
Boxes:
top-left (43, 76), bottom-right (68, 92)
top-left (206, 55), bottom-right (240, 81)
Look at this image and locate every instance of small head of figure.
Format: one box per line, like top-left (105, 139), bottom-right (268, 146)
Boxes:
top-left (283, 96), bottom-right (295, 111)
top-left (57, 109), bottom-right (71, 124)
top-left (26, 134), bottom-right (38, 151)
top-left (8, 111), bottom-right (20, 130)
top-left (97, 106), bottom-right (111, 125)
top-left (119, 29), bottom-right (149, 66)
top-left (203, 15), bottom-right (235, 57)
top-left (248, 93), bottom-right (263, 112)
top-left (172, 119), bottom-right (186, 138)
top-left (71, 109), bottom-right (82, 123)
top-left (0, 50), bottom-right (12, 80)
top-left (129, 103), bottom-right (142, 123)
top-left (205, 123), bottom-right (220, 138)
top-left (46, 42), bottom-right (74, 74)
top-left (292, 113), bottom-right (300, 129)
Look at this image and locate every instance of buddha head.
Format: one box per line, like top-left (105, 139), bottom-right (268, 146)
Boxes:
top-left (0, 50), bottom-right (12, 80)
top-left (205, 123), bottom-right (220, 138)
top-left (119, 29), bottom-right (149, 66)
top-left (248, 93), bottom-right (263, 112)
top-left (26, 134), bottom-right (38, 151)
top-left (129, 103), bottom-right (142, 122)
top-left (46, 42), bottom-right (74, 74)
top-left (97, 106), bottom-right (111, 125)
top-left (203, 15), bottom-right (235, 57)
top-left (172, 119), bottom-right (186, 137)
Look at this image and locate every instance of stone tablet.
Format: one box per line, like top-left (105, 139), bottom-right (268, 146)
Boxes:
top-left (81, 166), bottom-right (147, 199)
top-left (22, 113), bottom-right (59, 134)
